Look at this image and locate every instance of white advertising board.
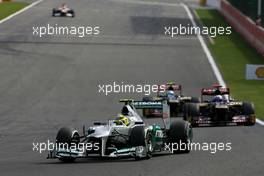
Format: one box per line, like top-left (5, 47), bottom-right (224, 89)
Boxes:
top-left (246, 64), bottom-right (264, 80)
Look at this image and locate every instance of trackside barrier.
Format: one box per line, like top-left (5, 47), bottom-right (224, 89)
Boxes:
top-left (220, 0), bottom-right (264, 57)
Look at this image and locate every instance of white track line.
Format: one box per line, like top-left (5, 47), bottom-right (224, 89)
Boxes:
top-left (0, 0), bottom-right (43, 25)
top-left (181, 3), bottom-right (264, 126)
top-left (181, 3), bottom-right (226, 86)
top-left (256, 119), bottom-right (264, 126)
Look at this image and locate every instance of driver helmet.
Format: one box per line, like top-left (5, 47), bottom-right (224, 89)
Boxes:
top-left (114, 114), bottom-right (130, 126)
top-left (212, 95), bottom-right (223, 103)
top-left (167, 90), bottom-right (176, 99)
top-left (121, 106), bottom-right (129, 115)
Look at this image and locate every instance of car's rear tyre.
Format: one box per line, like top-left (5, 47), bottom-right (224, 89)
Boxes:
top-left (183, 103), bottom-right (199, 126)
top-left (69, 10), bottom-right (75, 18)
top-left (243, 102), bottom-right (255, 126)
top-left (52, 9), bottom-right (57, 16)
top-left (56, 127), bottom-right (80, 162)
top-left (183, 103), bottom-right (189, 120)
top-left (168, 120), bottom-right (192, 154)
top-left (243, 102), bottom-right (255, 115)
top-left (169, 102), bottom-right (179, 117)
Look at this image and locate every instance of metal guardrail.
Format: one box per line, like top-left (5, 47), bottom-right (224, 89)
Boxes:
top-left (227, 0), bottom-right (264, 27)
top-left (221, 0), bottom-right (264, 57)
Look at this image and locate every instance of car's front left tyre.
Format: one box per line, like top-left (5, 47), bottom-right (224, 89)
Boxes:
top-left (56, 127), bottom-right (80, 162)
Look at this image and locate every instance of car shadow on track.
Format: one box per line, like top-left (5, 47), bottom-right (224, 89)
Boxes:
top-left (37, 153), bottom-right (184, 164)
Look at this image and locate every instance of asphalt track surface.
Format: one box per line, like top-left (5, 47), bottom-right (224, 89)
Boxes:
top-left (0, 0), bottom-right (263, 175)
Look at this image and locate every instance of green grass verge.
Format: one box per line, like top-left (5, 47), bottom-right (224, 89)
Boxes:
top-left (195, 9), bottom-right (264, 120)
top-left (0, 2), bottom-right (29, 20)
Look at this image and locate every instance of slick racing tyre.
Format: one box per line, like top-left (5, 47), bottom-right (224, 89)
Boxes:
top-left (52, 9), bottom-right (58, 17)
top-left (69, 10), bottom-right (75, 17)
top-left (242, 102), bottom-right (255, 126)
top-left (168, 120), bottom-right (193, 154)
top-left (183, 103), bottom-right (199, 127)
top-left (52, 9), bottom-right (56, 17)
top-left (129, 126), bottom-right (148, 160)
top-left (56, 127), bottom-right (80, 162)
top-left (134, 130), bottom-right (153, 161)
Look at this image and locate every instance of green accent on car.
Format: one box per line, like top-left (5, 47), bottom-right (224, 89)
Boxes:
top-left (150, 125), bottom-right (163, 144)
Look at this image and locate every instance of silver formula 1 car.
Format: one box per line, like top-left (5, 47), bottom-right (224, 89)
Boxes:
top-left (52, 4), bottom-right (75, 17)
top-left (183, 84), bottom-right (256, 127)
top-left (47, 99), bottom-right (192, 162)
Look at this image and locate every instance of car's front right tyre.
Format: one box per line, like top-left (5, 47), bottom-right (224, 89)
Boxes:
top-left (168, 120), bottom-right (193, 154)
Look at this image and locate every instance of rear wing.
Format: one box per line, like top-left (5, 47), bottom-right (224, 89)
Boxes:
top-left (133, 101), bottom-right (163, 109)
top-left (133, 100), bottom-right (171, 130)
top-left (201, 87), bottom-right (230, 95)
